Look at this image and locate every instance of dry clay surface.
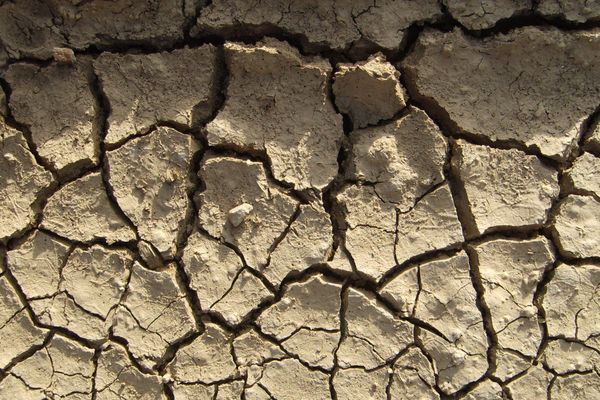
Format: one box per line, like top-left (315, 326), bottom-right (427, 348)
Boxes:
top-left (1, 1), bottom-right (600, 400)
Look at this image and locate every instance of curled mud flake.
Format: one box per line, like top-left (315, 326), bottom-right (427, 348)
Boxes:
top-left (194, 0), bottom-right (441, 51)
top-left (197, 155), bottom-right (298, 269)
top-left (2, 335), bottom-right (95, 399)
top-left (0, 276), bottom-right (48, 370)
top-left (474, 237), bottom-right (554, 379)
top-left (205, 38), bottom-right (343, 190)
top-left (52, 47), bottom-right (76, 65)
top-left (552, 195), bottom-right (600, 258)
top-left (403, 27), bottom-right (600, 161)
top-left (444, 0), bottom-right (532, 30)
top-left (106, 126), bottom-right (200, 259)
top-left (5, 60), bottom-right (100, 175)
top-left (138, 240), bottom-right (164, 270)
top-left (112, 262), bottom-right (196, 369)
top-left (41, 172), bottom-right (136, 244)
top-left (0, 120), bottom-right (53, 242)
top-left (333, 367), bottom-right (389, 400)
top-left (543, 263), bottom-right (600, 342)
top-left (167, 323), bottom-right (237, 384)
top-left (415, 252), bottom-right (488, 395)
top-left (227, 203), bottom-right (254, 227)
top-left (452, 140), bottom-right (559, 235)
top-left (96, 342), bottom-right (166, 400)
top-left (565, 152), bottom-right (600, 197)
top-left (391, 347), bottom-right (439, 400)
top-left (94, 45), bottom-right (219, 145)
top-left (333, 53), bottom-right (407, 128)
top-left (537, 0), bottom-right (600, 23)
top-left (337, 288), bottom-right (413, 369)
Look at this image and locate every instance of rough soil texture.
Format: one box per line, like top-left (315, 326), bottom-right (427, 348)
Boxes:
top-left (1, 2), bottom-right (600, 400)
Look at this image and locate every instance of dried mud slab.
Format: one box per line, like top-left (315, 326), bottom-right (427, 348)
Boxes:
top-left (264, 203), bottom-right (333, 287)
top-left (41, 172), bottom-right (136, 244)
top-left (474, 237), bottom-right (554, 380)
top-left (257, 275), bottom-right (341, 341)
top-left (197, 155), bottom-right (298, 269)
top-left (333, 53), bottom-right (407, 128)
top-left (552, 195), bottom-right (600, 258)
top-left (107, 126), bottom-right (199, 259)
top-left (506, 364), bottom-right (553, 400)
top-left (8, 240), bottom-right (135, 343)
top-left (205, 39), bottom-right (343, 190)
top-left (347, 108), bottom-right (447, 209)
top-left (338, 183), bottom-right (462, 280)
top-left (452, 140), bottom-right (559, 235)
top-left (113, 262), bottom-right (196, 369)
top-left (537, 0), bottom-right (600, 22)
top-left (0, 119), bottom-right (53, 242)
top-left (333, 367), bottom-right (388, 400)
top-left (384, 252), bottom-right (488, 394)
top-left (253, 358), bottom-right (331, 400)
top-left (167, 323), bottom-right (237, 384)
top-left (94, 46), bottom-right (220, 145)
top-left (182, 231), bottom-right (273, 325)
top-left (5, 60), bottom-right (100, 175)
top-left (0, 0), bottom-right (186, 60)
top-left (543, 339), bottom-right (600, 374)
top-left (195, 0), bottom-right (442, 51)
top-left (337, 288), bottom-right (413, 369)
top-left (0, 276), bottom-right (48, 370)
top-left (390, 347), bottom-right (439, 399)
top-left (444, 0), bottom-right (532, 30)
top-left (403, 27), bottom-right (600, 161)
top-left (0, 335), bottom-right (94, 399)
top-left (171, 380), bottom-right (244, 400)
top-left (543, 263), bottom-right (600, 347)
top-left (4, 4), bottom-right (600, 398)
top-left (565, 152), bottom-right (600, 197)
top-left (96, 342), bottom-right (165, 400)
top-left (6, 230), bottom-right (70, 299)
top-left (586, 120), bottom-right (600, 154)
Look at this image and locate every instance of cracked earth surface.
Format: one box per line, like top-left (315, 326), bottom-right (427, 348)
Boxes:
top-left (1, 1), bottom-right (600, 399)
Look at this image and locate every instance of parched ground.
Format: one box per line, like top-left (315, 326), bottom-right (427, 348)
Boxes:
top-left (1, 1), bottom-right (600, 399)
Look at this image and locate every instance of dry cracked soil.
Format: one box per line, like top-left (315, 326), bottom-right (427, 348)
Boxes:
top-left (1, 1), bottom-right (600, 399)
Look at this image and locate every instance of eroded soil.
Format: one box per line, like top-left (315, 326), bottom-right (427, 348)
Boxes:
top-left (1, 1), bottom-right (600, 399)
